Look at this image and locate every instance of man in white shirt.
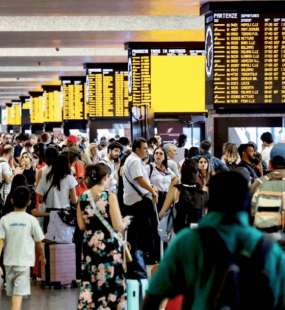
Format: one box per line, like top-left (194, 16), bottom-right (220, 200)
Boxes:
top-left (123, 138), bottom-right (158, 278)
top-left (0, 145), bottom-right (13, 204)
top-left (260, 132), bottom-right (274, 170)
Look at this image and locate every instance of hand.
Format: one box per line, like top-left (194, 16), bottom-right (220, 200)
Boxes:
top-left (14, 167), bottom-right (24, 175)
top-left (39, 255), bottom-right (46, 266)
top-left (151, 189), bottom-right (158, 204)
top-left (122, 216), bottom-right (133, 228)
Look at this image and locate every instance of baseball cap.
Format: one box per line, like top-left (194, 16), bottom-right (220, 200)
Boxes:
top-left (270, 143), bottom-right (285, 166)
top-left (67, 135), bottom-right (77, 144)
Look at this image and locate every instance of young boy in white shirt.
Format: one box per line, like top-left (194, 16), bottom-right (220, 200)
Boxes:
top-left (0, 186), bottom-right (45, 310)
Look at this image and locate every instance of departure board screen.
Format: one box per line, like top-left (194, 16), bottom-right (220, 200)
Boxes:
top-left (127, 42), bottom-right (205, 111)
top-left (202, 2), bottom-right (285, 107)
top-left (30, 91), bottom-right (44, 124)
top-left (61, 77), bottom-right (86, 120)
top-left (85, 63), bottom-right (129, 118)
top-left (42, 85), bottom-right (62, 123)
top-left (6, 102), bottom-right (21, 126)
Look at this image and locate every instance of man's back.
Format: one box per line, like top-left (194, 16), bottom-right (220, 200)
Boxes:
top-left (146, 211), bottom-right (285, 309)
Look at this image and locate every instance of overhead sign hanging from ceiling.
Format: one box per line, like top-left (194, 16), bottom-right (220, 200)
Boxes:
top-left (42, 84), bottom-right (62, 123)
top-left (60, 76), bottom-right (87, 121)
top-left (125, 42), bottom-right (206, 113)
top-left (85, 63), bottom-right (129, 118)
top-left (29, 90), bottom-right (44, 124)
top-left (201, 1), bottom-right (285, 111)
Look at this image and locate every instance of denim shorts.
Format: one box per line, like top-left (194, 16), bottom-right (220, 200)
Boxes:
top-left (5, 266), bottom-right (30, 296)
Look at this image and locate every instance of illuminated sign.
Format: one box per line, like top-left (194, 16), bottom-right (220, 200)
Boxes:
top-left (85, 63), bottom-right (129, 117)
top-left (42, 85), bottom-right (62, 123)
top-left (126, 42), bottom-right (205, 113)
top-left (29, 91), bottom-right (44, 124)
top-left (60, 76), bottom-right (86, 120)
top-left (201, 1), bottom-right (285, 107)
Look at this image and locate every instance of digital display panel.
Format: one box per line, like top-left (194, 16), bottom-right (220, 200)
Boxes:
top-left (6, 102), bottom-right (21, 126)
top-left (30, 91), bottom-right (44, 124)
top-left (151, 55), bottom-right (206, 112)
top-left (127, 43), bottom-right (205, 112)
top-left (42, 85), bottom-right (62, 123)
top-left (61, 76), bottom-right (86, 121)
top-left (202, 1), bottom-right (285, 107)
top-left (86, 64), bottom-right (129, 118)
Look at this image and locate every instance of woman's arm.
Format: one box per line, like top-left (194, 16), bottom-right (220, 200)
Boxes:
top-left (69, 187), bottom-right (78, 205)
top-left (77, 202), bottom-right (86, 231)
top-left (109, 192), bottom-right (128, 232)
top-left (159, 185), bottom-right (177, 218)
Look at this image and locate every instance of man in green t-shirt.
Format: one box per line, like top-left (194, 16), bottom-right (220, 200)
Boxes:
top-left (143, 171), bottom-right (285, 310)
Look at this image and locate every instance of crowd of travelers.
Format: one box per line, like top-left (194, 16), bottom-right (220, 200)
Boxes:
top-left (0, 130), bottom-right (285, 309)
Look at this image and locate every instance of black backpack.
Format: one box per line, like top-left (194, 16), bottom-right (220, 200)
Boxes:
top-left (173, 184), bottom-right (207, 233)
top-left (194, 227), bottom-right (275, 310)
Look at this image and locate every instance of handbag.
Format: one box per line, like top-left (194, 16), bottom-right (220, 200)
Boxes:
top-left (159, 205), bottom-right (176, 242)
top-left (58, 205), bottom-right (76, 227)
top-left (87, 190), bottom-right (132, 272)
top-left (45, 211), bottom-right (75, 243)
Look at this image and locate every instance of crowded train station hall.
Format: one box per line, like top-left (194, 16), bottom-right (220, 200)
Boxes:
top-left (2, 0), bottom-right (285, 309)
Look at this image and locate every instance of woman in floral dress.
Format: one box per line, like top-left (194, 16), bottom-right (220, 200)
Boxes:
top-left (77, 163), bottom-right (131, 309)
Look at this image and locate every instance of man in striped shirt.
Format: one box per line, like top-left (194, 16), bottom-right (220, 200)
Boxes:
top-left (252, 143), bottom-right (285, 240)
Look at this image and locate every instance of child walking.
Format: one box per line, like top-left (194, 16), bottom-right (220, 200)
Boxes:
top-left (0, 186), bottom-right (45, 310)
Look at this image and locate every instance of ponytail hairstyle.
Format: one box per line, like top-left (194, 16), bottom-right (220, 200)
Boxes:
top-left (85, 163), bottom-right (111, 188)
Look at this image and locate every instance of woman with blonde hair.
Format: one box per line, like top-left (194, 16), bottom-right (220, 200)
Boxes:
top-left (81, 143), bottom-right (99, 166)
top-left (221, 142), bottom-right (239, 169)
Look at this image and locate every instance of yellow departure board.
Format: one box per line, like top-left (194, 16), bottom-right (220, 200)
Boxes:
top-left (6, 103), bottom-right (21, 126)
top-left (42, 85), bottom-right (62, 123)
top-left (30, 93), bottom-right (44, 124)
top-left (86, 64), bottom-right (129, 117)
top-left (43, 91), bottom-right (62, 122)
top-left (6, 105), bottom-right (13, 126)
top-left (61, 77), bottom-right (86, 120)
top-left (202, 1), bottom-right (285, 107)
top-left (151, 56), bottom-right (206, 112)
top-left (127, 43), bottom-right (205, 112)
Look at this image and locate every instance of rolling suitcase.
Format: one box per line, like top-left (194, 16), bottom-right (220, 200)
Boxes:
top-left (41, 243), bottom-right (76, 288)
top-left (127, 279), bottom-right (149, 310)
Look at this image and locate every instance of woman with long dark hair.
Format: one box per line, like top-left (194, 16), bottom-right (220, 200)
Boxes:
top-left (36, 153), bottom-right (77, 231)
top-left (197, 155), bottom-right (214, 193)
top-left (159, 159), bottom-right (208, 234)
top-left (77, 163), bottom-right (130, 309)
top-left (147, 146), bottom-right (176, 212)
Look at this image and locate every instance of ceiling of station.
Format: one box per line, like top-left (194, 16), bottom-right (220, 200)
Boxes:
top-left (0, 0), bottom-right (200, 16)
top-left (0, 0), bottom-right (270, 104)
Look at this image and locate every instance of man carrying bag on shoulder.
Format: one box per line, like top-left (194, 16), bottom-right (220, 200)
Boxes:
top-left (123, 138), bottom-right (159, 279)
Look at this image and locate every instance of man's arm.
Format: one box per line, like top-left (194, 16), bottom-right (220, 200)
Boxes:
top-left (0, 239), bottom-right (4, 276)
top-left (135, 176), bottom-right (158, 201)
top-left (0, 239), bottom-right (4, 257)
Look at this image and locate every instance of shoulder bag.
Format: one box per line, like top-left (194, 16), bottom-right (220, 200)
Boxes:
top-left (87, 190), bottom-right (132, 272)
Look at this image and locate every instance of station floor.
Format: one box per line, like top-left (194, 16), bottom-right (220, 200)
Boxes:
top-left (0, 284), bottom-right (79, 310)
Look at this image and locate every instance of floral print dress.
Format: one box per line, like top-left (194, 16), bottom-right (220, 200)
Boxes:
top-left (78, 191), bottom-right (126, 310)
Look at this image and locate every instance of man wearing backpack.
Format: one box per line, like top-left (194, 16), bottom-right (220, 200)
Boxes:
top-left (143, 171), bottom-right (285, 309)
top-left (252, 143), bottom-right (285, 239)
